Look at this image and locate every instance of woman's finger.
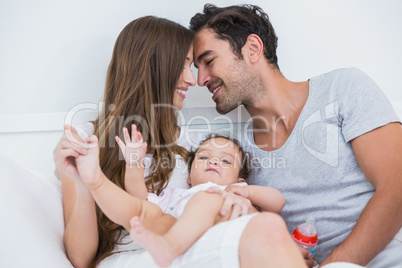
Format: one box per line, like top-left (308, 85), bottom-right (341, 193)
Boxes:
top-left (220, 194), bottom-right (236, 217)
top-left (70, 126), bottom-right (85, 143)
top-left (54, 148), bottom-right (79, 163)
top-left (205, 186), bottom-right (224, 194)
top-left (64, 125), bottom-right (87, 149)
top-left (58, 138), bottom-right (87, 155)
top-left (239, 201), bottom-right (250, 216)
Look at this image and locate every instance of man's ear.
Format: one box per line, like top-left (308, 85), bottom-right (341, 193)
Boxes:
top-left (237, 178), bottom-right (246, 183)
top-left (245, 34), bottom-right (263, 63)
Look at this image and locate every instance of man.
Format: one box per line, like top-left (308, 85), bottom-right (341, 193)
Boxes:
top-left (190, 4), bottom-right (402, 267)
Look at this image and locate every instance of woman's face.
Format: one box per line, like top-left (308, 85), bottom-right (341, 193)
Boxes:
top-left (173, 45), bottom-right (196, 110)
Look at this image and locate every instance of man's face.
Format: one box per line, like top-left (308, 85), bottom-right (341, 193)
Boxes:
top-left (193, 28), bottom-right (253, 114)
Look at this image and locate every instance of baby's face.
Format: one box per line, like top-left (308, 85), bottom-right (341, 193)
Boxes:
top-left (188, 137), bottom-right (243, 187)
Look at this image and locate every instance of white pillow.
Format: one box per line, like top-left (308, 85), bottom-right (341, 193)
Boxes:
top-left (0, 154), bottom-right (73, 268)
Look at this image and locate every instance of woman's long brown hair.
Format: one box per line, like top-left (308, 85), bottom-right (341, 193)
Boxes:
top-left (90, 16), bottom-right (193, 267)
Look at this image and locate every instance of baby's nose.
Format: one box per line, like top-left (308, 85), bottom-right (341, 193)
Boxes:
top-left (209, 158), bottom-right (219, 165)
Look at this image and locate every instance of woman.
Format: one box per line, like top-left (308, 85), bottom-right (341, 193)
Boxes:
top-left (54, 16), bottom-right (307, 268)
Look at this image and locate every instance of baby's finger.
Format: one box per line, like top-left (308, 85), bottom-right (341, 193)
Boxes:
top-left (123, 127), bottom-right (131, 143)
top-left (115, 136), bottom-right (126, 152)
top-left (86, 135), bottom-right (98, 148)
top-left (136, 131), bottom-right (143, 144)
top-left (131, 124), bottom-right (138, 142)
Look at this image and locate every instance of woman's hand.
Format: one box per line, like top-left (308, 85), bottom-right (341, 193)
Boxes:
top-left (206, 186), bottom-right (253, 220)
top-left (53, 124), bottom-right (88, 183)
top-left (115, 124), bottom-right (148, 168)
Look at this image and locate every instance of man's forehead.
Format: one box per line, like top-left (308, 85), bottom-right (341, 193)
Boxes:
top-left (193, 29), bottom-right (220, 53)
top-left (193, 29), bottom-right (225, 66)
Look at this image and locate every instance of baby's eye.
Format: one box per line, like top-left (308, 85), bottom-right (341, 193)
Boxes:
top-left (222, 159), bottom-right (231, 164)
top-left (199, 156), bottom-right (208, 160)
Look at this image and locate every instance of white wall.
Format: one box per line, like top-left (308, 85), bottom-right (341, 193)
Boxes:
top-left (1, 0), bottom-right (401, 114)
top-left (1, 0), bottom-right (401, 175)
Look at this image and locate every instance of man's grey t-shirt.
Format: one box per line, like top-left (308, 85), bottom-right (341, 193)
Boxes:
top-left (238, 68), bottom-right (400, 264)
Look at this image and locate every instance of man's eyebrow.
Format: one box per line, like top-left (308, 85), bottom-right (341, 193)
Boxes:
top-left (194, 50), bottom-right (213, 68)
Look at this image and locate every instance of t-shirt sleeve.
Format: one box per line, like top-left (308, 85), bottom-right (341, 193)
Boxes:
top-left (337, 68), bottom-right (400, 142)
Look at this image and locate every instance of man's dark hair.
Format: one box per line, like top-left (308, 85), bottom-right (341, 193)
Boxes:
top-left (190, 4), bottom-right (279, 69)
top-left (187, 133), bottom-right (251, 181)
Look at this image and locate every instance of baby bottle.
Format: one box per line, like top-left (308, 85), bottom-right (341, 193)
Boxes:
top-left (292, 216), bottom-right (318, 256)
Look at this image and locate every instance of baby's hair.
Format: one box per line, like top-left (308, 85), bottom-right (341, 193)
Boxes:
top-left (187, 133), bottom-right (251, 181)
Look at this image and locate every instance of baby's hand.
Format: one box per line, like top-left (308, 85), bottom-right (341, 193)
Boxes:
top-left (225, 184), bottom-right (250, 199)
top-left (75, 135), bottom-right (103, 189)
top-left (115, 125), bottom-right (148, 168)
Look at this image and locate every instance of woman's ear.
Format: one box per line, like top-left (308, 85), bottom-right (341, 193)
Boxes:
top-left (245, 34), bottom-right (263, 63)
top-left (237, 178), bottom-right (246, 183)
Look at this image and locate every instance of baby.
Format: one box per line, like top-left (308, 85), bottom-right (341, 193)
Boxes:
top-left (74, 126), bottom-right (285, 267)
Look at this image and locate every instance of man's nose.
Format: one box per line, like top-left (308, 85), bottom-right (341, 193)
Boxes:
top-left (197, 68), bottom-right (210, 87)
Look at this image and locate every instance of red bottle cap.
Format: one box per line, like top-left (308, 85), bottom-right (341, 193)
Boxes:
top-left (292, 227), bottom-right (318, 246)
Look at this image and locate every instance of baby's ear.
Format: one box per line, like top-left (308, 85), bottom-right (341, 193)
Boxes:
top-left (237, 178), bottom-right (246, 183)
top-left (187, 176), bottom-right (192, 187)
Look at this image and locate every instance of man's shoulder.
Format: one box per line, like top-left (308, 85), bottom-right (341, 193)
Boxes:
top-left (312, 67), bottom-right (366, 82)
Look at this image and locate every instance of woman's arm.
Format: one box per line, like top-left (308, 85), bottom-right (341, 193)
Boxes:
top-left (54, 125), bottom-right (99, 267)
top-left (62, 173), bottom-right (99, 268)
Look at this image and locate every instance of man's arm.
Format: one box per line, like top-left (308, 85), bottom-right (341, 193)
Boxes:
top-left (321, 122), bottom-right (402, 266)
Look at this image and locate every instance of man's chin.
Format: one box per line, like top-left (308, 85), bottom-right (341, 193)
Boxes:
top-left (216, 104), bottom-right (238, 115)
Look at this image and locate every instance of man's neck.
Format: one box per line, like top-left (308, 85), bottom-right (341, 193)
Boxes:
top-left (245, 70), bottom-right (309, 150)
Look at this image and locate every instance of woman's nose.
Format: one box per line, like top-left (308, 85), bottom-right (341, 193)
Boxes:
top-left (184, 68), bottom-right (196, 86)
